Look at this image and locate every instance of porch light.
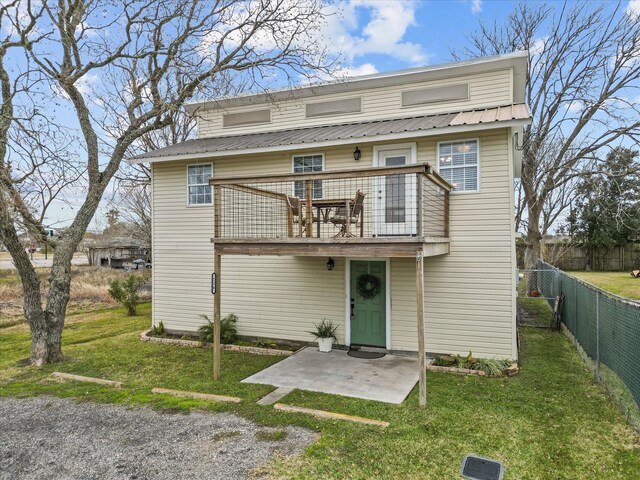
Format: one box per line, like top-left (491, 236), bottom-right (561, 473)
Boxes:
top-left (326, 257), bottom-right (335, 271)
top-left (353, 146), bottom-right (361, 161)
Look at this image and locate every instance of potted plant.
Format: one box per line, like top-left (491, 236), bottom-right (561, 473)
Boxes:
top-left (308, 319), bottom-right (339, 353)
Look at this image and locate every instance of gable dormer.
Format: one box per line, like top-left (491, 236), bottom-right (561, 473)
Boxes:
top-left (186, 52), bottom-right (527, 139)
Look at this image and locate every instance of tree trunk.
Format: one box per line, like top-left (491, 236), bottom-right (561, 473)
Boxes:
top-left (1, 201), bottom-right (77, 365)
top-left (525, 203), bottom-right (543, 292)
top-left (22, 260), bottom-right (70, 365)
top-left (28, 312), bottom-right (64, 366)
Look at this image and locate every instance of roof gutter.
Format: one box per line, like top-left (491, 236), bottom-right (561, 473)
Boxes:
top-left (129, 117), bottom-right (531, 165)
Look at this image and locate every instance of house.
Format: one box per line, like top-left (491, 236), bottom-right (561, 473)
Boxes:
top-left (132, 53), bottom-right (530, 375)
top-left (87, 238), bottom-right (150, 269)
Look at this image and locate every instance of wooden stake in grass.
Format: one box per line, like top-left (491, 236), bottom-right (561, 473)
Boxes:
top-left (51, 372), bottom-right (123, 388)
top-left (273, 403), bottom-right (389, 427)
top-left (151, 387), bottom-right (240, 403)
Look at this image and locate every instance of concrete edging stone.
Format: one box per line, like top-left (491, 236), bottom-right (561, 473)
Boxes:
top-left (140, 330), bottom-right (294, 357)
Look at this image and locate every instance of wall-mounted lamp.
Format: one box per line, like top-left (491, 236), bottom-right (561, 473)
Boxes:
top-left (353, 146), bottom-right (361, 161)
top-left (326, 257), bottom-right (335, 271)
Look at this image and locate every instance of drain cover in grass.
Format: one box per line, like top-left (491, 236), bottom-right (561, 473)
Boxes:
top-left (461, 455), bottom-right (504, 480)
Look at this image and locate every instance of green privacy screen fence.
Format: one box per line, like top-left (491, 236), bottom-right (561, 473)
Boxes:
top-left (536, 260), bottom-right (640, 414)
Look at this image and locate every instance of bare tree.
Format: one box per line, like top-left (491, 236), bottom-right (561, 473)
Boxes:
top-left (113, 109), bottom-right (197, 247)
top-left (452, 1), bottom-right (640, 270)
top-left (0, 0), bottom-right (333, 365)
top-left (117, 183), bottom-right (152, 247)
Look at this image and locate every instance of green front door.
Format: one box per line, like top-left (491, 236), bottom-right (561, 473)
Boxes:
top-left (350, 260), bottom-right (386, 347)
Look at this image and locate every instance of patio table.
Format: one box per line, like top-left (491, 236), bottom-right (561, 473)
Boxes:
top-left (301, 197), bottom-right (360, 237)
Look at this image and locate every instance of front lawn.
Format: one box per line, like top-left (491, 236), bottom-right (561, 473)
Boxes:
top-left (568, 271), bottom-right (640, 300)
top-left (1, 303), bottom-right (638, 479)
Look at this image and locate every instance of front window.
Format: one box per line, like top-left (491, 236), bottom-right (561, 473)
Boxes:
top-left (293, 154), bottom-right (323, 199)
top-left (438, 140), bottom-right (479, 192)
top-left (187, 164), bottom-right (213, 205)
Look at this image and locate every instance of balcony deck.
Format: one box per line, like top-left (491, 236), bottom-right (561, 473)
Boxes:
top-left (209, 163), bottom-right (452, 258)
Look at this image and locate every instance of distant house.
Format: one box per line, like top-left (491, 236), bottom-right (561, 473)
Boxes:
top-left (88, 238), bottom-right (150, 269)
top-left (132, 52), bottom-right (530, 361)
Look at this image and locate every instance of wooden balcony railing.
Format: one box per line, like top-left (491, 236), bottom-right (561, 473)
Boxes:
top-left (210, 163), bottom-right (452, 242)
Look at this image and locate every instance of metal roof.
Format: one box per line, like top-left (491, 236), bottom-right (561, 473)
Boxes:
top-left (132, 103), bottom-right (531, 163)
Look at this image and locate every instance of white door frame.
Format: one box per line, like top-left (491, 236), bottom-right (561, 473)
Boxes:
top-left (372, 142), bottom-right (418, 236)
top-left (344, 257), bottom-right (391, 350)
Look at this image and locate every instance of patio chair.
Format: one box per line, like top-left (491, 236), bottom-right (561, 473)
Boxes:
top-left (286, 195), bottom-right (319, 237)
top-left (329, 190), bottom-right (366, 237)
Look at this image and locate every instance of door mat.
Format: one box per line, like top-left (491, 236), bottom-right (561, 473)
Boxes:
top-left (347, 349), bottom-right (386, 359)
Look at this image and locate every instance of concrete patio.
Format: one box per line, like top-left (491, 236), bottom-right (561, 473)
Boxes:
top-left (242, 347), bottom-right (420, 404)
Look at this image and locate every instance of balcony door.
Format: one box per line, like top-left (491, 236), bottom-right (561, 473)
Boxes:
top-left (373, 144), bottom-right (417, 236)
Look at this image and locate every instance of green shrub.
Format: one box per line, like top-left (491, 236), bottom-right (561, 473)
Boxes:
top-left (108, 275), bottom-right (146, 316)
top-left (470, 358), bottom-right (512, 376)
top-left (432, 351), bottom-right (512, 376)
top-left (198, 313), bottom-right (238, 344)
top-left (150, 321), bottom-right (165, 336)
top-left (432, 355), bottom-right (456, 367)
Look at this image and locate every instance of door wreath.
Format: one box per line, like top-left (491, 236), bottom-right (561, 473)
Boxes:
top-left (356, 273), bottom-right (381, 299)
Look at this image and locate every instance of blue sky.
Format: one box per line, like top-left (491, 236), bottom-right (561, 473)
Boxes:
top-left (324, 0), bottom-right (515, 74)
top-left (324, 0), bottom-right (636, 74)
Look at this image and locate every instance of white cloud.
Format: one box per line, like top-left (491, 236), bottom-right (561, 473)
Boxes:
top-left (51, 73), bottom-right (100, 101)
top-left (196, 1), bottom-right (321, 58)
top-left (530, 37), bottom-right (547, 56)
top-left (470, 0), bottom-right (482, 14)
top-left (196, 0), bottom-right (429, 81)
top-left (331, 63), bottom-right (379, 79)
top-left (1, 0), bottom-right (42, 37)
top-left (626, 0), bottom-right (640, 18)
top-left (76, 74), bottom-right (100, 96)
top-left (320, 0), bottom-right (429, 65)
top-left (565, 100), bottom-right (584, 113)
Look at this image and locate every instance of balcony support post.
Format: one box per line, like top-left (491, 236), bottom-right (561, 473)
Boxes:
top-left (416, 250), bottom-right (427, 407)
top-left (213, 252), bottom-right (221, 381)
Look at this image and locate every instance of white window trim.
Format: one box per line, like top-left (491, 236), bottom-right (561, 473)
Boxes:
top-left (291, 153), bottom-right (325, 198)
top-left (186, 163), bottom-right (214, 207)
top-left (371, 142), bottom-right (417, 167)
top-left (436, 138), bottom-right (480, 194)
top-left (371, 142), bottom-right (418, 236)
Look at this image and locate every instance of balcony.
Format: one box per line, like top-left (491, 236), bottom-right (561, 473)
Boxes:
top-left (210, 163), bottom-right (452, 258)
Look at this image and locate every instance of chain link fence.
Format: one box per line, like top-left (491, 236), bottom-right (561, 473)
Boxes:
top-left (536, 259), bottom-right (640, 426)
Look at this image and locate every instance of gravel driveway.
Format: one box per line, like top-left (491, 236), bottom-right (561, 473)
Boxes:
top-left (0, 396), bottom-right (317, 480)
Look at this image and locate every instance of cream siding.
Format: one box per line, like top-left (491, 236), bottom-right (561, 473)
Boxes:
top-left (427, 130), bottom-right (516, 358)
top-left (151, 161), bottom-right (214, 332)
top-left (152, 129), bottom-right (517, 359)
top-left (221, 256), bottom-right (346, 343)
top-left (196, 70), bottom-right (512, 138)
